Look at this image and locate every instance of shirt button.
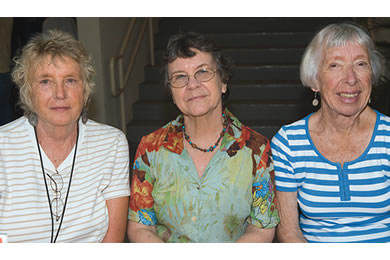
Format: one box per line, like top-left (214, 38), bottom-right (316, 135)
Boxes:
top-left (192, 216), bottom-right (197, 222)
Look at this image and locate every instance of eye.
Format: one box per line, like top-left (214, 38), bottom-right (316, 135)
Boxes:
top-left (65, 78), bottom-right (78, 85)
top-left (197, 68), bottom-right (209, 74)
top-left (174, 74), bottom-right (187, 80)
top-left (357, 61), bottom-right (369, 67)
top-left (170, 74), bottom-right (188, 83)
top-left (39, 79), bottom-right (51, 87)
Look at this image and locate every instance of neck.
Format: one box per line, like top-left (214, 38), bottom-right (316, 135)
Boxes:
top-left (35, 120), bottom-right (79, 147)
top-left (315, 106), bottom-right (374, 135)
top-left (183, 106), bottom-right (224, 140)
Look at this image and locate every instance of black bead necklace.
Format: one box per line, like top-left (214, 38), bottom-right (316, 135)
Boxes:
top-left (183, 113), bottom-right (228, 152)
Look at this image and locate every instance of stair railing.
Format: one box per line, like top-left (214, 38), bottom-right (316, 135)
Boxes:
top-left (109, 17), bottom-right (155, 134)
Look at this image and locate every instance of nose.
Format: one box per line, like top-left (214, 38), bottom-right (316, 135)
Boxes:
top-left (344, 65), bottom-right (357, 85)
top-left (186, 75), bottom-right (200, 90)
top-left (54, 82), bottom-right (66, 99)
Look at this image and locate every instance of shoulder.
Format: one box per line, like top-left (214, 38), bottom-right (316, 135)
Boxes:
top-left (141, 119), bottom-right (180, 144)
top-left (377, 111), bottom-right (390, 128)
top-left (0, 117), bottom-right (33, 152)
top-left (272, 116), bottom-right (309, 141)
top-left (0, 116), bottom-right (27, 133)
top-left (83, 119), bottom-right (128, 145)
top-left (0, 117), bottom-right (29, 140)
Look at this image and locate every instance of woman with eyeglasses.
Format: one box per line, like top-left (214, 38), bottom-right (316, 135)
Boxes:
top-left (0, 30), bottom-right (130, 242)
top-left (127, 32), bottom-right (279, 242)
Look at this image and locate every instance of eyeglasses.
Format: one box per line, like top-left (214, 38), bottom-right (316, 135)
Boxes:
top-left (168, 68), bottom-right (216, 88)
top-left (46, 171), bottom-right (64, 222)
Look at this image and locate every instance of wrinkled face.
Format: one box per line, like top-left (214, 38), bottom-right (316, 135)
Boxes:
top-left (168, 49), bottom-right (227, 117)
top-left (315, 42), bottom-right (372, 117)
top-left (30, 55), bottom-right (84, 128)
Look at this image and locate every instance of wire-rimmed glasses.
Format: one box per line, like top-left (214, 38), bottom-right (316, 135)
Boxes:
top-left (46, 171), bottom-right (64, 221)
top-left (168, 67), bottom-right (216, 88)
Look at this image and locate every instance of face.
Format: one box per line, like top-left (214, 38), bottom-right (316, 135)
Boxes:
top-left (30, 55), bottom-right (84, 129)
top-left (315, 42), bottom-right (372, 117)
top-left (168, 49), bottom-right (227, 117)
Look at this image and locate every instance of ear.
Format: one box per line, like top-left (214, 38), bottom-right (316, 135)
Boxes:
top-left (221, 83), bottom-right (227, 94)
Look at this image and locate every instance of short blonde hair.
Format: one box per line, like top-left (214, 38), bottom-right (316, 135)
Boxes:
top-left (300, 22), bottom-right (383, 89)
top-left (11, 30), bottom-right (96, 115)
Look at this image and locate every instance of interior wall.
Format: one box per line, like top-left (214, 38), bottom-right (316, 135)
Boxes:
top-left (77, 17), bottom-right (152, 132)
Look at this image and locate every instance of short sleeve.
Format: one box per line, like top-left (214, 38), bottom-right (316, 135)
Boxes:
top-left (248, 140), bottom-right (280, 229)
top-left (128, 136), bottom-right (158, 226)
top-left (102, 130), bottom-right (130, 200)
top-left (271, 127), bottom-right (298, 192)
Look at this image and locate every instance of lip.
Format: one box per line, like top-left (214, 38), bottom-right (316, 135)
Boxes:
top-left (187, 95), bottom-right (206, 102)
top-left (337, 91), bottom-right (360, 103)
top-left (51, 106), bottom-right (71, 112)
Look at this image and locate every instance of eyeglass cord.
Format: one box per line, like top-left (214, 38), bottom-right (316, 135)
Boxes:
top-left (34, 124), bottom-right (79, 243)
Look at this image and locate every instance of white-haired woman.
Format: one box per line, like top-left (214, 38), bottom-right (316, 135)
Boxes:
top-left (0, 30), bottom-right (130, 242)
top-left (271, 22), bottom-right (390, 242)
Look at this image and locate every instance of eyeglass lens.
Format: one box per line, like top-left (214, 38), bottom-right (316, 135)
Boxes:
top-left (170, 68), bottom-right (215, 88)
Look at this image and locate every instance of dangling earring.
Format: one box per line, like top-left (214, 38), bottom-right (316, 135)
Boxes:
top-left (312, 92), bottom-right (319, 107)
top-left (368, 97), bottom-right (371, 104)
top-left (27, 112), bottom-right (38, 126)
top-left (81, 106), bottom-right (88, 124)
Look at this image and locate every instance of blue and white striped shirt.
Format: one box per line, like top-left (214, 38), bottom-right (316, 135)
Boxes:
top-left (271, 110), bottom-right (390, 243)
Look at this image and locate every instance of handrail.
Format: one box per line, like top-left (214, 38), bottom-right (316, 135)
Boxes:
top-left (109, 18), bottom-right (154, 133)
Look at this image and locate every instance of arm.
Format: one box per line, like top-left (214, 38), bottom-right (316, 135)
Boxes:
top-left (242, 137), bottom-right (279, 242)
top-left (276, 190), bottom-right (307, 243)
top-left (236, 224), bottom-right (275, 243)
top-left (127, 221), bottom-right (163, 243)
top-left (128, 136), bottom-right (161, 242)
top-left (101, 196), bottom-right (130, 243)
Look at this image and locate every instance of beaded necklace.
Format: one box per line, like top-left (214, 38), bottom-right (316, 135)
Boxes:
top-left (183, 113), bottom-right (228, 152)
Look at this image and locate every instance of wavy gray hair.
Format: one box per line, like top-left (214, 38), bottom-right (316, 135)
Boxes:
top-left (11, 29), bottom-right (96, 116)
top-left (300, 22), bottom-right (383, 89)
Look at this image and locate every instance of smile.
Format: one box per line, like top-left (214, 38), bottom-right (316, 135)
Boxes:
top-left (339, 93), bottom-right (358, 98)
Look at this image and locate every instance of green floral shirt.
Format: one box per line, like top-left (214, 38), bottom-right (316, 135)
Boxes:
top-left (128, 109), bottom-right (279, 242)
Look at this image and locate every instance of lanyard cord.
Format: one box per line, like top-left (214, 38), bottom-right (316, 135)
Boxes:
top-left (34, 124), bottom-right (79, 243)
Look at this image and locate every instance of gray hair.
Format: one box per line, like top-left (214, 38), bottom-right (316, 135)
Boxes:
top-left (300, 22), bottom-right (383, 88)
top-left (11, 29), bottom-right (95, 116)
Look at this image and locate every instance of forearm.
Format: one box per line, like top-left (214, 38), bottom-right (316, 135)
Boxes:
top-left (276, 224), bottom-right (307, 243)
top-left (127, 221), bottom-right (164, 243)
top-left (101, 196), bottom-right (129, 243)
top-left (236, 224), bottom-right (275, 243)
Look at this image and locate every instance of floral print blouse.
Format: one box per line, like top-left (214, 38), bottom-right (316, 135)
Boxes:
top-left (128, 109), bottom-right (279, 242)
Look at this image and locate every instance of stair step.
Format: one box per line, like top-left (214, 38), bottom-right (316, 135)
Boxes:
top-left (145, 64), bottom-right (300, 81)
top-left (155, 48), bottom-right (306, 65)
top-left (155, 32), bottom-right (315, 49)
top-left (158, 17), bottom-right (351, 34)
top-left (132, 100), bottom-right (315, 121)
top-left (138, 81), bottom-right (312, 101)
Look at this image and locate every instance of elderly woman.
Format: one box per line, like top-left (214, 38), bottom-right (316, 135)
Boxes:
top-left (127, 32), bottom-right (279, 242)
top-left (271, 22), bottom-right (390, 243)
top-left (0, 30), bottom-right (130, 242)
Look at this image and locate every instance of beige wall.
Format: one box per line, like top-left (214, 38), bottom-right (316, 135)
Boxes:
top-left (77, 17), bottom-right (153, 132)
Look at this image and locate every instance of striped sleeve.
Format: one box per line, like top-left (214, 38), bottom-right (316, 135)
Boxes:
top-left (98, 128), bottom-right (130, 200)
top-left (271, 125), bottom-right (299, 192)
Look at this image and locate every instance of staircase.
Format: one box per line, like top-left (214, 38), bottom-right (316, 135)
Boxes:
top-left (127, 17), bottom-right (352, 161)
